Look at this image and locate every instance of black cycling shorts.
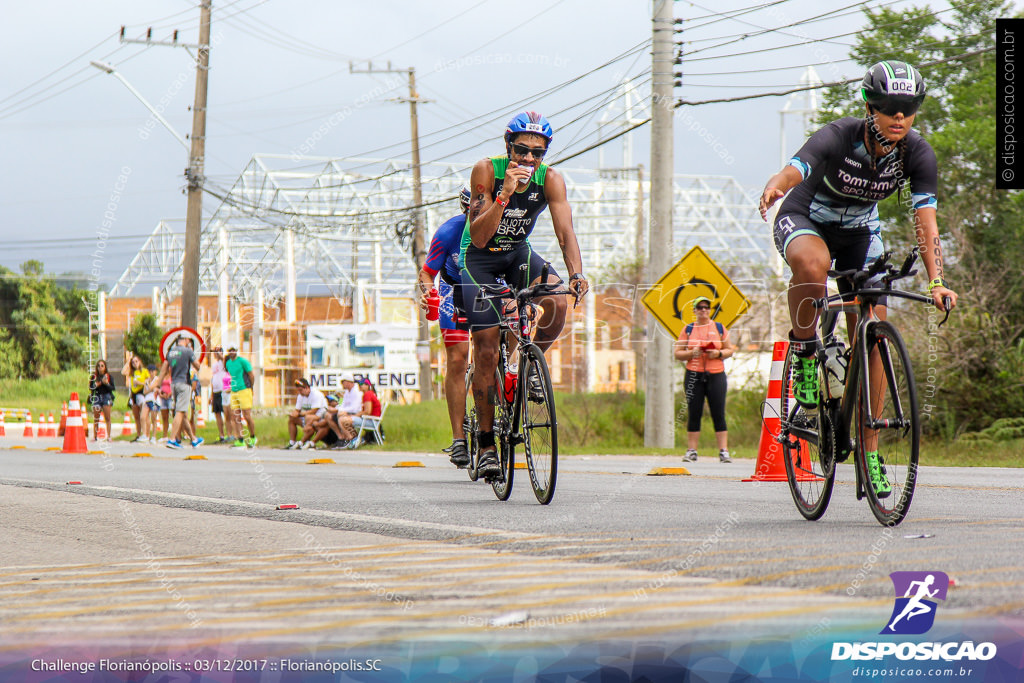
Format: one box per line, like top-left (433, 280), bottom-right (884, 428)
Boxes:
top-left (773, 213), bottom-right (886, 299)
top-left (461, 242), bottom-right (559, 330)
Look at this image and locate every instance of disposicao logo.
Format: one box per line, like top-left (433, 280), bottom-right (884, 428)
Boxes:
top-left (831, 570), bottom-right (998, 663)
top-left (881, 570), bottom-right (949, 635)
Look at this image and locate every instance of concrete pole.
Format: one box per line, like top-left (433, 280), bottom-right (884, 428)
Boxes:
top-left (218, 223), bottom-right (229, 346)
top-left (408, 68), bottom-right (432, 401)
top-left (98, 290), bottom-right (107, 362)
top-left (254, 288), bottom-right (264, 405)
top-left (644, 0), bottom-right (676, 448)
top-left (181, 0), bottom-right (211, 329)
top-left (285, 229), bottom-right (297, 323)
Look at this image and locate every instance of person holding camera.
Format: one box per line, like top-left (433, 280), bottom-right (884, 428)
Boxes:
top-left (673, 296), bottom-right (735, 463)
top-left (88, 360), bottom-right (115, 441)
top-left (121, 354), bottom-right (150, 442)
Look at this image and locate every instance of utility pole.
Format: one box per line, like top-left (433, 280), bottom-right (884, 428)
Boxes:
top-left (350, 61), bottom-right (434, 400)
top-left (645, 0), bottom-right (676, 448)
top-left (632, 164), bottom-right (646, 388)
top-left (182, 0), bottom-right (211, 330)
top-left (120, 3), bottom-right (211, 329)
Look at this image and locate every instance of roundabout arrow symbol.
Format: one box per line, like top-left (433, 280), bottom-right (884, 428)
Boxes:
top-left (672, 278), bottom-right (719, 319)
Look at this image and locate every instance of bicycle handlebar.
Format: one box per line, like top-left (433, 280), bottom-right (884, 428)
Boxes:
top-left (477, 261), bottom-right (577, 305)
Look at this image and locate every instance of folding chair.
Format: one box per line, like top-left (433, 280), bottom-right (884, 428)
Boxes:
top-left (355, 402), bottom-right (387, 446)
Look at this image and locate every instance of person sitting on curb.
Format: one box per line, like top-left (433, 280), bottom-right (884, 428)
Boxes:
top-left (287, 377), bottom-right (328, 450)
top-left (300, 394), bottom-right (347, 450)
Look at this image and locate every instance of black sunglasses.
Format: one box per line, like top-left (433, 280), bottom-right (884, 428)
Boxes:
top-left (510, 142), bottom-right (547, 159)
top-left (695, 305), bottom-right (710, 310)
top-left (871, 99), bottom-right (921, 118)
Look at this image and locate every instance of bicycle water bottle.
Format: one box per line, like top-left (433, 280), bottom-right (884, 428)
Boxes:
top-left (425, 288), bottom-right (440, 321)
top-left (504, 358), bottom-right (518, 404)
top-left (822, 343), bottom-right (848, 399)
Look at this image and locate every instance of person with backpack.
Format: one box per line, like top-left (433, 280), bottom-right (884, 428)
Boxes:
top-left (673, 296), bottom-right (736, 463)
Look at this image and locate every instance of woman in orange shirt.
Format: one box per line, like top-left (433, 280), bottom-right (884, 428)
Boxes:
top-left (673, 296), bottom-right (736, 463)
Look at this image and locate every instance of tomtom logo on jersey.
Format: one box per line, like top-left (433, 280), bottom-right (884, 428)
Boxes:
top-left (831, 642), bottom-right (996, 662)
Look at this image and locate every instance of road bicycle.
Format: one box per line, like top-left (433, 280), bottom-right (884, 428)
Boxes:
top-left (777, 249), bottom-right (951, 526)
top-left (467, 265), bottom-right (575, 504)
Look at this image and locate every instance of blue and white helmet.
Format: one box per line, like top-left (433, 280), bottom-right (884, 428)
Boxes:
top-left (458, 184), bottom-right (471, 213)
top-left (504, 111), bottom-right (554, 147)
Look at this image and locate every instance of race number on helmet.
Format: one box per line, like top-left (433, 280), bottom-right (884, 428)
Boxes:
top-left (861, 61), bottom-right (926, 109)
top-left (504, 111), bottom-right (554, 146)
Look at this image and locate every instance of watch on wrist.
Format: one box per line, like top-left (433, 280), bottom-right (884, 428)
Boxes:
top-left (569, 272), bottom-right (585, 282)
top-left (927, 277), bottom-right (948, 294)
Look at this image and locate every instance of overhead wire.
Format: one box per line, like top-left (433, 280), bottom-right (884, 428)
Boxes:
top-left (681, 2), bottom-right (967, 62)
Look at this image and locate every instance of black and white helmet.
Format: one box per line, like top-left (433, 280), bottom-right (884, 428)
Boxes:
top-left (458, 185), bottom-right (471, 213)
top-left (861, 61), bottom-right (926, 115)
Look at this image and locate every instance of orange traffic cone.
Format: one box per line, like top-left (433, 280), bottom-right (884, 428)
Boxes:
top-left (44, 412), bottom-right (56, 438)
top-left (121, 413), bottom-right (135, 437)
top-left (96, 416), bottom-right (107, 440)
top-left (0, 411), bottom-right (6, 437)
top-left (62, 393), bottom-right (88, 454)
top-left (744, 341), bottom-right (818, 483)
top-left (22, 410), bottom-right (34, 438)
top-left (196, 396), bottom-right (205, 429)
top-left (58, 402), bottom-right (67, 437)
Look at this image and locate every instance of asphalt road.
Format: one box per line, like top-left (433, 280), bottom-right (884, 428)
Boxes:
top-left (1, 435), bottom-right (1021, 651)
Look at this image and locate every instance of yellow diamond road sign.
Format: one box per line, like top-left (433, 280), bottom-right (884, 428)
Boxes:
top-left (641, 246), bottom-right (751, 339)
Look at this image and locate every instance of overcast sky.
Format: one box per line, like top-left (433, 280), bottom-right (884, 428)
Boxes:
top-left (0, 0), bottom-right (950, 288)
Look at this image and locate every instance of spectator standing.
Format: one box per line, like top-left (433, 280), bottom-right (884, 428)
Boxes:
top-left (225, 347), bottom-right (257, 448)
top-left (159, 336), bottom-right (204, 449)
top-left (673, 296), bottom-right (736, 463)
top-left (89, 360), bottom-right (115, 441)
top-left (142, 364), bottom-right (159, 444)
top-left (210, 349), bottom-right (231, 443)
top-left (156, 375), bottom-right (172, 441)
top-left (287, 378), bottom-right (329, 450)
top-left (121, 354), bottom-right (150, 442)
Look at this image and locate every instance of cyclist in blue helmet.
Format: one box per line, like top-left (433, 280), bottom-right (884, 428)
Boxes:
top-left (418, 185), bottom-right (474, 467)
top-left (460, 110), bottom-right (589, 481)
top-left (759, 60), bottom-right (957, 497)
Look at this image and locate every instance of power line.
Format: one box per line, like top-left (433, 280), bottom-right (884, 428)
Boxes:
top-left (367, 0), bottom-right (490, 61)
top-left (677, 45), bottom-right (995, 106)
top-left (681, 2), bottom-right (965, 63)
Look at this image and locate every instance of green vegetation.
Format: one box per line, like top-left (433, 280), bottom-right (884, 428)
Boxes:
top-left (123, 313), bottom-right (163, 367)
top-left (3, 377), bottom-right (1020, 466)
top-left (0, 261), bottom-right (91, 379)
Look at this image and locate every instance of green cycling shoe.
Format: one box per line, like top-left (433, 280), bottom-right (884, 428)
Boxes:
top-left (792, 354), bottom-right (819, 409)
top-left (865, 450), bottom-right (892, 498)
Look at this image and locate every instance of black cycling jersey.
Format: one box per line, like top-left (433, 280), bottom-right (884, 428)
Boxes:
top-left (780, 117), bottom-right (938, 232)
top-left (460, 156), bottom-right (548, 256)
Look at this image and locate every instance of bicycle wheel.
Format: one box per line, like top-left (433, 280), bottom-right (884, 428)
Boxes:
top-left (520, 344), bottom-right (557, 504)
top-left (857, 321), bottom-right (919, 526)
top-left (490, 365), bottom-right (514, 501)
top-left (465, 366), bottom-right (479, 481)
top-left (779, 346), bottom-right (836, 520)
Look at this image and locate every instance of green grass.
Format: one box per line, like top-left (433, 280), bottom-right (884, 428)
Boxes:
top-left (4, 374), bottom-right (1021, 467)
top-left (0, 369), bottom-right (93, 416)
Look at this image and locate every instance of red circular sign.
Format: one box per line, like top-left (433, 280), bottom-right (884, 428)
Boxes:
top-left (159, 326), bottom-right (206, 364)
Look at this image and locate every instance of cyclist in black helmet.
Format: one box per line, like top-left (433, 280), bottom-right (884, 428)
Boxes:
top-left (461, 111), bottom-right (589, 481)
top-left (759, 60), bottom-right (957, 496)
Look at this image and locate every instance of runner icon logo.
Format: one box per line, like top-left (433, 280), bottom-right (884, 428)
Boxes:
top-left (881, 571), bottom-right (950, 635)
